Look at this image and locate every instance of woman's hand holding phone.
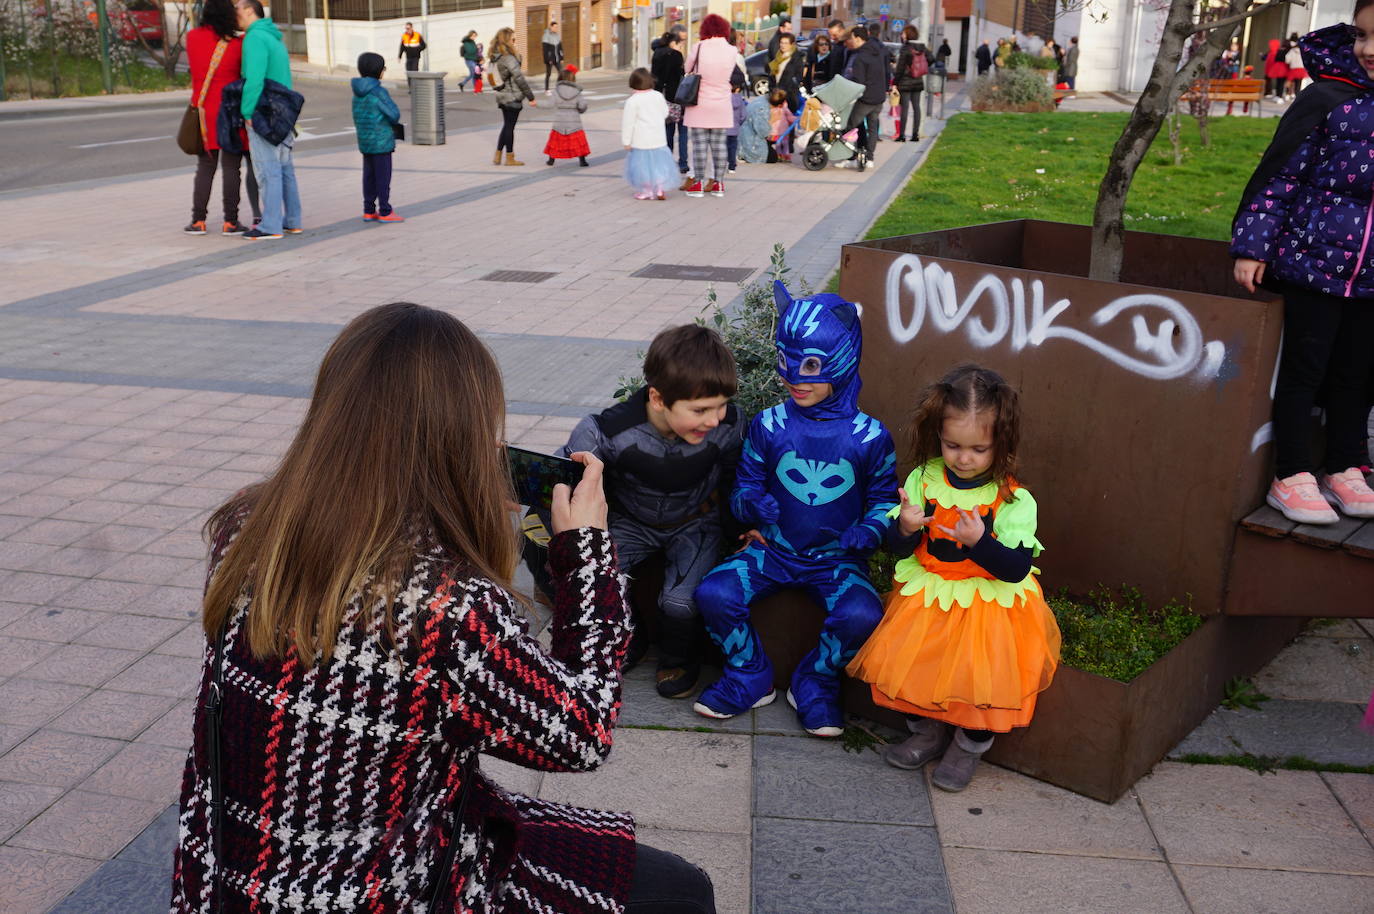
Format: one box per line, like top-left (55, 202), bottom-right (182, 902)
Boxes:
top-left (551, 451), bottom-right (607, 533)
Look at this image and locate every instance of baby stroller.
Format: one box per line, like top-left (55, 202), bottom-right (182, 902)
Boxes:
top-left (796, 76), bottom-right (869, 172)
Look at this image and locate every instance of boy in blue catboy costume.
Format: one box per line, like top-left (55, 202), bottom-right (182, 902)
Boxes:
top-left (692, 281), bottom-right (898, 736)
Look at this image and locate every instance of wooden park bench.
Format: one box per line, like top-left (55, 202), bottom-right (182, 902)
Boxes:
top-left (1227, 505), bottom-right (1374, 616)
top-left (1178, 77), bottom-right (1265, 116)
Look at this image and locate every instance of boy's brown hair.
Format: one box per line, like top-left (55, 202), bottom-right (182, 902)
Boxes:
top-left (629, 67), bottom-right (655, 90)
top-left (768, 88), bottom-right (788, 106)
top-left (643, 325), bottom-right (738, 406)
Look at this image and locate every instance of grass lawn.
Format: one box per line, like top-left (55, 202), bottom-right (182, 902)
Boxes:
top-left (4, 52), bottom-right (188, 99)
top-left (866, 111), bottom-right (1278, 242)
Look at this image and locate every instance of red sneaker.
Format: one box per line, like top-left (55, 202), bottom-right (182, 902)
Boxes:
top-left (707, 179), bottom-right (724, 197)
top-left (684, 179), bottom-right (704, 197)
top-left (363, 213), bottom-right (379, 221)
top-left (375, 212), bottom-right (405, 223)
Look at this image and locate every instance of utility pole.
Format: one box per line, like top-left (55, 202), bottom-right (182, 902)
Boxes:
top-left (95, 0), bottom-right (115, 94)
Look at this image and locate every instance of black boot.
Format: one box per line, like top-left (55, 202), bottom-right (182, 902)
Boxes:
top-left (579, 156), bottom-right (589, 167)
top-left (654, 614), bottom-right (704, 698)
top-left (546, 156), bottom-right (555, 166)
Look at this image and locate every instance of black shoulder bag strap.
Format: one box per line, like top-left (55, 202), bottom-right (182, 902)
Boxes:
top-left (207, 620), bottom-right (228, 914)
top-left (426, 751), bottom-right (479, 914)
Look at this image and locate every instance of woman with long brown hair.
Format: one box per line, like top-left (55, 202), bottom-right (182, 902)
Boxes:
top-left (170, 303), bottom-right (715, 913)
top-left (488, 26), bottom-right (536, 165)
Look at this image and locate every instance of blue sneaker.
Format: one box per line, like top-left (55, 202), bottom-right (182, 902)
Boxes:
top-left (694, 671), bottom-right (776, 720)
top-left (787, 683), bottom-right (844, 738)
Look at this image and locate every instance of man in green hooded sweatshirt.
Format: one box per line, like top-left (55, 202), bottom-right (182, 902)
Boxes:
top-left (237, 0), bottom-right (301, 240)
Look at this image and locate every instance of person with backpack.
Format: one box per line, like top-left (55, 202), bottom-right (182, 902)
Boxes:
top-left (893, 24), bottom-right (930, 143)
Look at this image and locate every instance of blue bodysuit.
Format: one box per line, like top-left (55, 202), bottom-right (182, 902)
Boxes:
top-left (693, 282), bottom-right (898, 733)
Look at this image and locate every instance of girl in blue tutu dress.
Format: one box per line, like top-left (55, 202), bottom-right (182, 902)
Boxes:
top-left (621, 68), bottom-right (679, 200)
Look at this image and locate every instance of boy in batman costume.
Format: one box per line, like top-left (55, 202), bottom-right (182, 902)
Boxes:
top-left (524, 325), bottom-right (746, 699)
top-left (693, 282), bottom-right (897, 736)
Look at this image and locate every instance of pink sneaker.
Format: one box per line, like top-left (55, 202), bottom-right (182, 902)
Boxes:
top-left (1267, 472), bottom-right (1339, 524)
top-left (1319, 468), bottom-right (1374, 518)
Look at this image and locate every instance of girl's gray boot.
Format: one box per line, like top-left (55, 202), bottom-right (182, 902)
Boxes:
top-left (931, 729), bottom-right (994, 792)
top-left (882, 717), bottom-right (953, 770)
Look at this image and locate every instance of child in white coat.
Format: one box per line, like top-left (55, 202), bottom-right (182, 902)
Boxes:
top-left (622, 67), bottom-right (677, 200)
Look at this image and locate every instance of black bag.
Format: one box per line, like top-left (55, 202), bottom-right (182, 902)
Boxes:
top-left (675, 50), bottom-right (701, 106)
top-left (393, 122), bottom-right (406, 141)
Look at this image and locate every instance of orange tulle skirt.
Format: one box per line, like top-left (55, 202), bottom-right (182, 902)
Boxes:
top-left (847, 577), bottom-right (1061, 732)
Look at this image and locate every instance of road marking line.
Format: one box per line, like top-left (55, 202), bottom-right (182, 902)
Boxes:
top-left (73, 135), bottom-right (171, 148)
top-left (296, 128), bottom-right (356, 140)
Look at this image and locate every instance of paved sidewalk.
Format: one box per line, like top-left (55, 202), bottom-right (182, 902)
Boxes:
top-left (2, 85), bottom-right (1372, 914)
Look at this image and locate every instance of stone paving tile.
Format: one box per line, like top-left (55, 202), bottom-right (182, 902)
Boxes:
top-left (540, 728), bottom-right (752, 835)
top-left (123, 585), bottom-right (201, 622)
top-left (615, 660), bottom-right (753, 734)
top-left (48, 856), bottom-right (173, 914)
top-left (0, 846), bottom-right (101, 914)
top-left (0, 635), bottom-right (61, 678)
top-left (49, 579), bottom-right (155, 614)
top-left (20, 643), bottom-right (143, 687)
top-left (0, 780), bottom-right (64, 842)
top-left (942, 848), bottom-right (1188, 914)
top-left (8, 789), bottom-right (161, 859)
top-left (0, 678), bottom-right (91, 728)
top-left (1135, 762), bottom-right (1374, 873)
top-left (1197, 700), bottom-right (1374, 767)
top-left (114, 802), bottom-right (178, 866)
top-left (753, 733), bottom-right (934, 826)
top-left (930, 763), bottom-right (1163, 861)
top-left (638, 825), bottom-right (750, 914)
top-left (101, 654), bottom-right (201, 698)
top-left (0, 729), bottom-right (123, 787)
top-left (0, 599), bottom-right (34, 630)
top-left (753, 818), bottom-right (951, 914)
top-left (133, 700), bottom-right (195, 751)
top-left (73, 614), bottom-right (185, 652)
top-left (1323, 772), bottom-right (1374, 844)
top-left (1254, 632), bottom-right (1374, 704)
top-left (1173, 864), bottom-right (1374, 913)
top-left (2, 605), bottom-right (103, 643)
top-left (81, 742), bottom-right (187, 803)
top-left (49, 690), bottom-right (178, 741)
top-left (0, 724), bottom-right (31, 755)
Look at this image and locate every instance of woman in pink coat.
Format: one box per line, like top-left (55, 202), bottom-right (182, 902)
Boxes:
top-left (683, 14), bottom-right (744, 198)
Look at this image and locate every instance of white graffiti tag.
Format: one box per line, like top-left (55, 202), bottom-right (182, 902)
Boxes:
top-left (884, 253), bottom-right (1227, 381)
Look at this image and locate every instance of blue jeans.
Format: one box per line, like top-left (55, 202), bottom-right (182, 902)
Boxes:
top-left (248, 127), bottom-right (301, 235)
top-left (362, 153), bottom-right (392, 216)
top-left (665, 120), bottom-right (689, 172)
top-left (726, 135), bottom-right (738, 170)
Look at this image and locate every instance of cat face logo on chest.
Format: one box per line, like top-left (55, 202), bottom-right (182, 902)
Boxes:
top-left (776, 452), bottom-right (856, 505)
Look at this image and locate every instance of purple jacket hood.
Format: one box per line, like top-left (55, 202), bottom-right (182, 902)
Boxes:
top-left (1300, 23), bottom-right (1374, 90)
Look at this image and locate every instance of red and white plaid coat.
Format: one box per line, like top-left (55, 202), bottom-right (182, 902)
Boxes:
top-left (171, 525), bottom-right (636, 913)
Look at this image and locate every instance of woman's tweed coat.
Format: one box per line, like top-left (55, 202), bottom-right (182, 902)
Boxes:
top-left (171, 524), bottom-right (636, 913)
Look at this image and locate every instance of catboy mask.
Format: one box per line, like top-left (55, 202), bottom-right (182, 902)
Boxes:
top-left (773, 280), bottom-right (863, 418)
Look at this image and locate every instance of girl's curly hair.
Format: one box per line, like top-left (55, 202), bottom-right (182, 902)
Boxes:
top-left (909, 364), bottom-right (1022, 499)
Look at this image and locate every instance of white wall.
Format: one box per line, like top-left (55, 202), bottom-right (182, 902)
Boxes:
top-left (1055, 0), bottom-right (1166, 94)
top-left (305, 5), bottom-right (514, 76)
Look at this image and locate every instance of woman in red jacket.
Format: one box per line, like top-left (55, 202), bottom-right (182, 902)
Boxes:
top-left (184, 0), bottom-right (259, 235)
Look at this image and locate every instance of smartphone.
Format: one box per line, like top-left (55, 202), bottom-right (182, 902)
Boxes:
top-left (506, 445), bottom-right (584, 510)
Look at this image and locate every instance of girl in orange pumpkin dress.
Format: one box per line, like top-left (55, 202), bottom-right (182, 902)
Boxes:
top-left (847, 364), bottom-right (1060, 792)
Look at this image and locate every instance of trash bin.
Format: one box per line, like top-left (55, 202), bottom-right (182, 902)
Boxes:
top-left (407, 71), bottom-right (448, 145)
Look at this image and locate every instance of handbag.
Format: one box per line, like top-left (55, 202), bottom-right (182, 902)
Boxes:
top-left (675, 49), bottom-right (700, 107)
top-left (206, 620), bottom-right (478, 914)
top-left (393, 122), bottom-right (406, 141)
top-left (178, 38), bottom-right (229, 156)
top-left (666, 102), bottom-right (683, 124)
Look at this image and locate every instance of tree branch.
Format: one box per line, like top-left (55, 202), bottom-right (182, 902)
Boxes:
top-left (1190, 0), bottom-right (1301, 36)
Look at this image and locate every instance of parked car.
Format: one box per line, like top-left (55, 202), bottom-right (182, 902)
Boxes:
top-left (743, 39), bottom-right (900, 96)
top-left (84, 0), bottom-right (164, 46)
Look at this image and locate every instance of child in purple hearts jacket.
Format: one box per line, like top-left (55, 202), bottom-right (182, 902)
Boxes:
top-left (1231, 10), bottom-right (1374, 526)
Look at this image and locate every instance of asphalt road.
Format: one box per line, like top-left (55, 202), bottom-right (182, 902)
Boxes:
top-left (0, 72), bottom-right (634, 192)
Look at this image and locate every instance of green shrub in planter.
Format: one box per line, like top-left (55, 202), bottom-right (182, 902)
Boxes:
top-left (615, 244), bottom-right (791, 418)
top-left (1050, 586), bottom-right (1203, 682)
top-left (970, 70), bottom-right (1055, 113)
top-left (1006, 51), bottom-right (1060, 71)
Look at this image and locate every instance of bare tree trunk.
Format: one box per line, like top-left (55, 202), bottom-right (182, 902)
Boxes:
top-left (1168, 107), bottom-right (1183, 165)
top-left (1087, 0), bottom-right (1247, 281)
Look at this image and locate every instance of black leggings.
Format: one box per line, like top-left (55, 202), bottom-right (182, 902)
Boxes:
top-left (1272, 283), bottom-right (1374, 478)
top-left (496, 104), bottom-right (522, 153)
top-left (191, 148), bottom-right (260, 224)
top-left (897, 89), bottom-right (922, 139)
top-left (626, 843), bottom-right (716, 914)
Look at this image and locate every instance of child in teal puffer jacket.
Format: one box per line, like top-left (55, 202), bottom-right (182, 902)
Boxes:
top-left (352, 52), bottom-right (404, 223)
